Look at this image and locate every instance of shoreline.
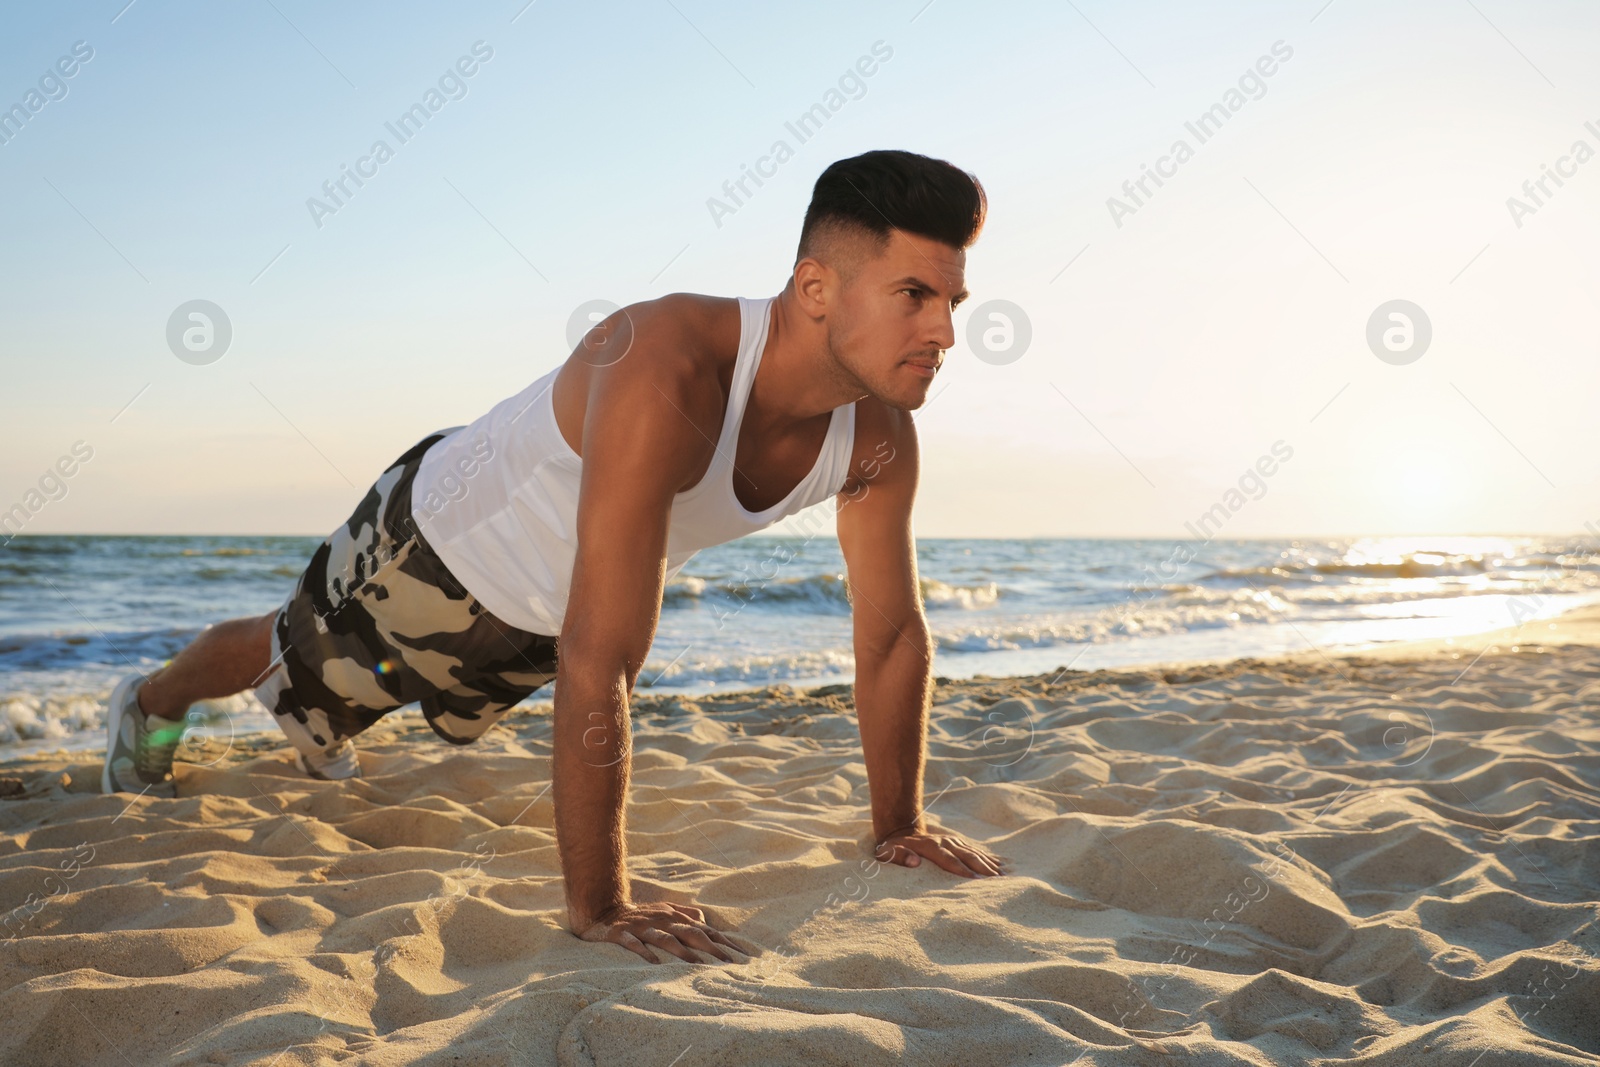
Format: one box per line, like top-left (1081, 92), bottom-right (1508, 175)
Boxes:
top-left (5, 595), bottom-right (1597, 769)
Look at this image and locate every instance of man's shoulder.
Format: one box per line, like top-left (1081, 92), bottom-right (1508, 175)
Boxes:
top-left (615, 292), bottom-right (739, 378)
top-left (645, 291), bottom-right (735, 322)
top-left (554, 292), bottom-right (729, 403)
top-left (562, 293), bottom-right (743, 481)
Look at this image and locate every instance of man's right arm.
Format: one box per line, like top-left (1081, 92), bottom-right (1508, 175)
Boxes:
top-left (551, 301), bottom-right (750, 965)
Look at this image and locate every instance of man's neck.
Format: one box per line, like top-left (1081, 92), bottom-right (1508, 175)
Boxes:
top-left (751, 284), bottom-right (870, 428)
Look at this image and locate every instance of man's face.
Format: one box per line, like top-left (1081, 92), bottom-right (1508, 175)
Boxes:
top-left (828, 229), bottom-right (967, 411)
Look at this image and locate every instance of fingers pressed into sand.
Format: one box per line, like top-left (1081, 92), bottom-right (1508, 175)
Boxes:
top-left (678, 919), bottom-right (756, 956)
top-left (617, 930), bottom-right (659, 964)
top-left (665, 904), bottom-right (756, 958)
top-left (951, 842), bottom-right (1002, 876)
top-left (948, 836), bottom-right (1004, 875)
top-left (670, 923), bottom-right (736, 962)
top-left (912, 838), bottom-right (976, 877)
top-left (642, 927), bottom-right (701, 964)
top-left (700, 926), bottom-right (752, 956)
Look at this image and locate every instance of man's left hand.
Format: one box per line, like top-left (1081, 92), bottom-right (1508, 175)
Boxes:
top-left (874, 830), bottom-right (1007, 878)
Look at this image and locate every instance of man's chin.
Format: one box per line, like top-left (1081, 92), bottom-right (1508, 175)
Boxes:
top-left (885, 387), bottom-right (933, 412)
top-left (859, 372), bottom-right (937, 411)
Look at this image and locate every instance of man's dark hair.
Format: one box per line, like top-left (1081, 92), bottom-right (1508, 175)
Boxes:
top-left (796, 149), bottom-right (986, 280)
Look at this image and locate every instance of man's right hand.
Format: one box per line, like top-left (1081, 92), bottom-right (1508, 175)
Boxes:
top-left (574, 900), bottom-right (756, 965)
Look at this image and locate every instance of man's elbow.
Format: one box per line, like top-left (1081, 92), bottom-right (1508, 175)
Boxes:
top-left (554, 635), bottom-right (642, 700)
top-left (858, 617), bottom-right (934, 665)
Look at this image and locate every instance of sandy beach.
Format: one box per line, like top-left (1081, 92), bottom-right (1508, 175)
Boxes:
top-left (9, 0), bottom-right (1600, 1062)
top-left (1, 605), bottom-right (1597, 1066)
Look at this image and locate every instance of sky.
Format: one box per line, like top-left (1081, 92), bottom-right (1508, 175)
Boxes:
top-left (2, 0), bottom-right (1599, 539)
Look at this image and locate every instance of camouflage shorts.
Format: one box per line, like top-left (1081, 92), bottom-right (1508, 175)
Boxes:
top-left (254, 429), bottom-right (560, 757)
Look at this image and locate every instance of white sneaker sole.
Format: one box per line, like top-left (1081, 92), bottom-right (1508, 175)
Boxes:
top-left (101, 674), bottom-right (139, 795)
top-left (293, 743), bottom-right (360, 780)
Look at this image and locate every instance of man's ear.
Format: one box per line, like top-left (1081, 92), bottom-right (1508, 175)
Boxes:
top-left (792, 259), bottom-right (832, 317)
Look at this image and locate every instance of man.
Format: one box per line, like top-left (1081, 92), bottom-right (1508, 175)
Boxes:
top-left (102, 148), bottom-right (1007, 964)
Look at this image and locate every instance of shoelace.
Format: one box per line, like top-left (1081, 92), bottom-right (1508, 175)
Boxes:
top-left (136, 713), bottom-right (186, 781)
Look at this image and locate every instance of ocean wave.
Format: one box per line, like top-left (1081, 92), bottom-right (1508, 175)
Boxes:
top-left (1202, 547), bottom-right (1600, 585)
top-left (0, 627), bottom-right (198, 672)
top-left (931, 594), bottom-right (1290, 653)
top-left (0, 540), bottom-right (76, 555)
top-left (662, 573), bottom-right (1000, 612)
top-left (0, 692), bottom-right (107, 745)
top-left (0, 689), bottom-right (266, 748)
top-left (637, 646), bottom-right (857, 687)
top-left (1181, 567), bottom-right (1600, 605)
top-left (922, 578), bottom-right (1001, 609)
top-left (661, 572), bottom-right (849, 611)
top-left (1206, 559), bottom-right (1481, 582)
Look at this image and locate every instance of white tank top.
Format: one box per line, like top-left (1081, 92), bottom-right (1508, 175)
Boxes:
top-left (410, 294), bottom-right (858, 636)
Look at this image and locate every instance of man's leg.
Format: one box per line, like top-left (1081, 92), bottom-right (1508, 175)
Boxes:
top-left (102, 611), bottom-right (281, 796)
top-left (139, 613), bottom-right (276, 722)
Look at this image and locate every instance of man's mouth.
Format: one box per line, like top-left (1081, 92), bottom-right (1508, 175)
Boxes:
top-left (905, 357), bottom-right (940, 377)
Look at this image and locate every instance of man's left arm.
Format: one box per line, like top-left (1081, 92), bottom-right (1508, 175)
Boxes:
top-left (835, 410), bottom-right (1006, 880)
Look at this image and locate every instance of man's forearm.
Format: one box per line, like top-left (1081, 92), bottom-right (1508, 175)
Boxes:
top-left (853, 629), bottom-right (934, 842)
top-left (552, 671), bottom-right (632, 931)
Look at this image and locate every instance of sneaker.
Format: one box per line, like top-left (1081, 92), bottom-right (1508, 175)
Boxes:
top-left (101, 675), bottom-right (183, 798)
top-left (292, 739), bottom-right (361, 781)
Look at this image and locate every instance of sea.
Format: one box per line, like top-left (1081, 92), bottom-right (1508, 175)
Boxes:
top-left (2, 533), bottom-right (1596, 757)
